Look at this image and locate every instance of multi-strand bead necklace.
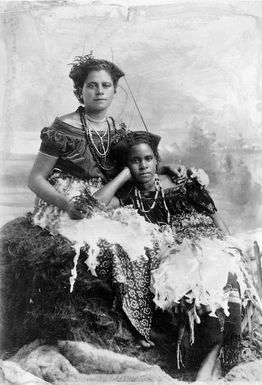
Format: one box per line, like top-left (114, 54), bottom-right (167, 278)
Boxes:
top-left (134, 174), bottom-right (171, 225)
top-left (80, 109), bottom-right (116, 172)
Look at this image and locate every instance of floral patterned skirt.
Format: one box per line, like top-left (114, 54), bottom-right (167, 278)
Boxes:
top-left (96, 244), bottom-right (158, 340)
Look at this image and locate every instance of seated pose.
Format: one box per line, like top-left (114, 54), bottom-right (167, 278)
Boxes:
top-left (94, 130), bottom-right (243, 370)
top-left (94, 131), bottom-right (227, 230)
top-left (0, 54), bottom-right (187, 354)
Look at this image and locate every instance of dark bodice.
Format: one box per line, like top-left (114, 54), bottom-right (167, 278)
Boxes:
top-left (117, 179), bottom-right (217, 225)
top-left (39, 114), bottom-right (126, 182)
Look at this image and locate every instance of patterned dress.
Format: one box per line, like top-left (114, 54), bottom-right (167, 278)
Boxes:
top-left (1, 112), bottom-right (176, 349)
top-left (32, 112), bottom-right (123, 231)
top-left (28, 114), bottom-right (158, 341)
top-left (116, 179), bottom-right (242, 370)
top-left (1, 111), bottom-right (144, 351)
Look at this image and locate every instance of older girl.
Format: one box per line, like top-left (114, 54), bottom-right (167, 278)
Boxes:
top-left (28, 54), bottom-right (186, 225)
top-left (1, 55), bottom-right (186, 353)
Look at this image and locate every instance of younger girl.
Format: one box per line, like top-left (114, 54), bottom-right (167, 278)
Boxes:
top-left (94, 130), bottom-right (243, 370)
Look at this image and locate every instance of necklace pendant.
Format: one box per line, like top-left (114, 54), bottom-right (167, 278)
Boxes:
top-left (80, 109), bottom-right (116, 172)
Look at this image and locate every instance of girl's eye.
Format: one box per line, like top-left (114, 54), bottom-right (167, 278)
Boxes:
top-left (103, 83), bottom-right (112, 88)
top-left (87, 83), bottom-right (95, 89)
top-left (131, 158), bottom-right (140, 164)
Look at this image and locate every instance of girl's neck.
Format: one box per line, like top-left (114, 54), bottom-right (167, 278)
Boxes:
top-left (135, 178), bottom-right (156, 192)
top-left (84, 108), bottom-right (107, 121)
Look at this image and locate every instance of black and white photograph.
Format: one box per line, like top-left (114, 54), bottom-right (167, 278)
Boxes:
top-left (0, 0), bottom-right (262, 383)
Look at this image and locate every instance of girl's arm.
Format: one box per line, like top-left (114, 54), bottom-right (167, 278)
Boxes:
top-left (158, 164), bottom-right (187, 183)
top-left (94, 167), bottom-right (131, 208)
top-left (210, 212), bottom-right (230, 235)
top-left (28, 152), bottom-right (84, 219)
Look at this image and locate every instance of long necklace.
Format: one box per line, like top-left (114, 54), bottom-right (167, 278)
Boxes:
top-left (85, 114), bottom-right (110, 158)
top-left (134, 175), bottom-right (171, 225)
top-left (135, 184), bottom-right (159, 213)
top-left (85, 113), bottom-right (109, 141)
top-left (86, 118), bottom-right (110, 158)
top-left (79, 109), bottom-right (116, 172)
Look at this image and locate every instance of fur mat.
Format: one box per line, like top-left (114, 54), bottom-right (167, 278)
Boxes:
top-left (0, 340), bottom-right (176, 384)
top-left (1, 340), bottom-right (262, 385)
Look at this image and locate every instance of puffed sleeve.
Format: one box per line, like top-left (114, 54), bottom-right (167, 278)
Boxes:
top-left (186, 180), bottom-right (217, 214)
top-left (39, 126), bottom-right (68, 157)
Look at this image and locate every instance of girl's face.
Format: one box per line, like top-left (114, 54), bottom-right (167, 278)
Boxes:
top-left (82, 70), bottom-right (115, 114)
top-left (127, 143), bottom-right (157, 185)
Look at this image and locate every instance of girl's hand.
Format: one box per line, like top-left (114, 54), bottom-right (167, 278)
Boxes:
top-left (122, 166), bottom-right (132, 181)
top-left (174, 164), bottom-right (187, 179)
top-left (65, 201), bottom-right (86, 220)
top-left (160, 164), bottom-right (187, 184)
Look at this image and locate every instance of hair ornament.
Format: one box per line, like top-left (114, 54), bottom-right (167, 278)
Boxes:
top-left (69, 51), bottom-right (125, 96)
top-left (68, 51), bottom-right (95, 70)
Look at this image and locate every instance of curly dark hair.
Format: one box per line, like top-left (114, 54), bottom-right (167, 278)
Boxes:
top-left (111, 131), bottom-right (161, 166)
top-left (69, 54), bottom-right (125, 103)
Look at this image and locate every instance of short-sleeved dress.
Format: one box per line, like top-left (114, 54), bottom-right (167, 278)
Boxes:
top-left (32, 110), bottom-right (126, 231)
top-left (0, 111), bottom-right (136, 352)
top-left (29, 115), bottom-right (161, 344)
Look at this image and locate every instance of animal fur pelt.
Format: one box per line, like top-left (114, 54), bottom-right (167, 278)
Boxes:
top-left (1, 340), bottom-right (262, 385)
top-left (1, 339), bottom-right (176, 384)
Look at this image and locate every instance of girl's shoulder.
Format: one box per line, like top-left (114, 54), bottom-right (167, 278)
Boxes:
top-left (56, 112), bottom-right (126, 134)
top-left (163, 177), bottom-right (217, 215)
top-left (59, 111), bottom-right (82, 128)
top-left (159, 174), bottom-right (175, 189)
top-left (39, 111), bottom-right (85, 156)
top-left (107, 118), bottom-right (127, 133)
top-left (52, 111), bottom-right (84, 138)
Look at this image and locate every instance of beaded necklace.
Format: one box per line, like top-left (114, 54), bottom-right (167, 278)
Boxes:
top-left (79, 108), bottom-right (116, 172)
top-left (134, 174), bottom-right (171, 225)
top-left (85, 112), bottom-right (107, 123)
top-left (85, 113), bottom-right (109, 150)
top-left (86, 118), bottom-right (110, 158)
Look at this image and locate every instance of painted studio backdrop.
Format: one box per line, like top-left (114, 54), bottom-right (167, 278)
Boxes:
top-left (1, 0), bottom-right (262, 234)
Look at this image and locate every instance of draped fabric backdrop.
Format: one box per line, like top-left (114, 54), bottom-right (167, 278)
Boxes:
top-left (1, 0), bottom-right (262, 233)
